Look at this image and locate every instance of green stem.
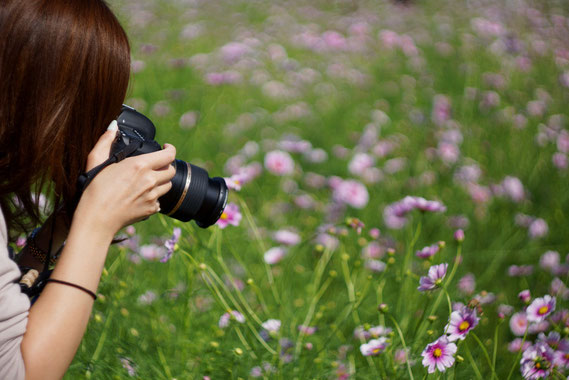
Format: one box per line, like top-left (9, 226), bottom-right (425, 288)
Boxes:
top-left (492, 322), bottom-right (500, 377)
top-left (387, 314), bottom-right (415, 380)
top-left (397, 221), bottom-right (422, 316)
top-left (470, 332), bottom-right (496, 379)
top-left (464, 342), bottom-right (483, 380)
top-left (89, 309), bottom-right (114, 376)
top-left (506, 329), bottom-right (528, 380)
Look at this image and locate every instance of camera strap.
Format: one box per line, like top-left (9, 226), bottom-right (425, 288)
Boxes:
top-left (76, 140), bottom-right (142, 195)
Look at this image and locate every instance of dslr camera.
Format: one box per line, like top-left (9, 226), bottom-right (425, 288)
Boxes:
top-left (112, 105), bottom-right (227, 228)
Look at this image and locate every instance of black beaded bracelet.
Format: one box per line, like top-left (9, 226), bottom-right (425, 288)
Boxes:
top-left (45, 279), bottom-right (97, 300)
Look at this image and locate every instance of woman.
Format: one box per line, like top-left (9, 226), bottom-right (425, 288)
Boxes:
top-left (0, 1), bottom-right (176, 379)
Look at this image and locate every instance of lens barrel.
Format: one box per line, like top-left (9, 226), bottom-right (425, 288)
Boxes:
top-left (159, 160), bottom-right (228, 227)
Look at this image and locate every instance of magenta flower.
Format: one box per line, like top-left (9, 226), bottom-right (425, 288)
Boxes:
top-left (297, 325), bottom-right (316, 335)
top-left (421, 336), bottom-right (457, 373)
top-left (454, 229), bottom-right (465, 242)
top-left (528, 218), bottom-right (548, 239)
top-left (526, 295), bottom-right (556, 323)
top-left (360, 338), bottom-right (389, 356)
top-left (384, 196), bottom-right (446, 229)
top-left (272, 229), bottom-right (301, 246)
top-left (445, 306), bottom-right (479, 341)
top-left (161, 227), bottom-right (181, 263)
top-left (264, 150), bottom-right (295, 176)
top-left (418, 263), bottom-right (448, 291)
top-left (518, 290), bottom-right (531, 303)
top-left (520, 342), bottom-right (554, 379)
top-left (216, 202), bottom-right (242, 229)
top-left (416, 244), bottom-right (440, 259)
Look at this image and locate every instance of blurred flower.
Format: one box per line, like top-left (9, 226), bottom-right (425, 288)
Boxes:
top-left (179, 111), bottom-right (199, 129)
top-left (264, 247), bottom-right (287, 265)
top-left (421, 336), bottom-right (457, 373)
top-left (219, 310), bottom-right (245, 328)
top-left (416, 244), bottom-right (440, 259)
top-left (273, 229), bottom-right (301, 246)
top-left (539, 251), bottom-right (560, 273)
top-left (520, 342), bottom-right (554, 379)
top-left (262, 319), bottom-right (281, 333)
top-left (264, 150), bottom-right (295, 176)
top-left (216, 203), bottom-right (242, 229)
top-left (510, 312), bottom-right (528, 336)
top-left (120, 357), bottom-right (137, 377)
top-left (139, 244), bottom-right (167, 261)
top-left (348, 153), bottom-right (375, 176)
top-left (528, 218), bottom-right (548, 239)
top-left (509, 338), bottom-right (531, 353)
top-left (360, 338), bottom-right (388, 356)
top-left (418, 263), bottom-right (448, 291)
top-left (518, 290), bottom-right (531, 303)
top-left (454, 229), bottom-right (465, 242)
top-left (138, 290), bottom-right (157, 305)
top-left (445, 306), bottom-right (479, 341)
top-left (369, 325), bottom-right (392, 338)
top-left (298, 325), bottom-right (316, 335)
top-left (332, 179), bottom-right (369, 209)
top-left (501, 176), bottom-right (525, 202)
top-left (508, 265), bottom-right (534, 277)
top-left (365, 260), bottom-right (386, 273)
top-left (161, 227), bottom-right (181, 263)
top-left (526, 295), bottom-right (556, 323)
top-left (457, 273), bottom-right (475, 295)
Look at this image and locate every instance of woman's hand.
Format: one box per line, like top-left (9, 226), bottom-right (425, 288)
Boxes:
top-left (74, 126), bottom-right (176, 239)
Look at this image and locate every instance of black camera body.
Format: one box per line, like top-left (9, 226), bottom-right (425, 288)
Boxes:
top-left (113, 105), bottom-right (227, 228)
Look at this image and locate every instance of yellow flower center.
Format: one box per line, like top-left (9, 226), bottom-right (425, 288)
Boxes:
top-left (459, 321), bottom-right (470, 331)
top-left (372, 348), bottom-right (381, 354)
top-left (220, 212), bottom-right (228, 220)
top-left (235, 180), bottom-right (240, 185)
top-left (536, 362), bottom-right (541, 369)
top-left (433, 348), bottom-right (442, 358)
top-left (538, 306), bottom-right (549, 315)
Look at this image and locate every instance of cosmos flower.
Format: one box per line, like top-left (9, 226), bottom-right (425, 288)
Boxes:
top-left (421, 336), bottom-right (457, 373)
top-left (297, 325), bottom-right (316, 335)
top-left (219, 310), bottom-right (246, 328)
top-left (454, 229), bottom-right (465, 242)
top-left (416, 244), bottom-right (440, 259)
top-left (418, 263), bottom-right (448, 291)
top-left (216, 202), bottom-right (242, 229)
top-left (457, 273), bottom-right (475, 295)
top-left (384, 196), bottom-right (446, 229)
top-left (161, 227), bottom-right (181, 263)
top-left (264, 150), bottom-right (295, 175)
top-left (520, 342), bottom-right (554, 379)
top-left (445, 306), bottom-right (479, 341)
top-left (509, 311), bottom-right (528, 336)
top-left (528, 218), bottom-right (548, 239)
top-left (509, 338), bottom-right (531, 353)
top-left (360, 337), bottom-right (389, 356)
top-left (139, 244), bottom-right (167, 261)
top-left (262, 319), bottom-right (281, 333)
top-left (263, 247), bottom-right (288, 265)
top-left (518, 290), bottom-right (531, 303)
top-left (272, 229), bottom-right (301, 246)
top-left (332, 179), bottom-right (369, 209)
top-left (526, 295), bottom-right (556, 323)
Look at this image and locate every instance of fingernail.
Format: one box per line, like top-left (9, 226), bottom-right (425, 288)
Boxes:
top-left (107, 120), bottom-right (118, 132)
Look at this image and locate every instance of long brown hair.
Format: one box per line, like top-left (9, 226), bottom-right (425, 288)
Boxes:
top-left (0, 0), bottom-right (131, 238)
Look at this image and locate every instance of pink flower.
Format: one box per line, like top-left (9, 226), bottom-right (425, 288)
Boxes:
top-left (454, 229), bottom-right (465, 242)
top-left (416, 244), bottom-right (440, 259)
top-left (502, 176), bottom-right (525, 202)
top-left (540, 251), bottom-right (560, 273)
top-left (348, 153), bottom-right (375, 176)
top-left (552, 153), bottom-right (568, 169)
top-left (457, 273), bottom-right (475, 295)
top-left (418, 263), bottom-right (448, 291)
top-left (332, 179), bottom-right (369, 209)
top-left (421, 336), bottom-right (457, 373)
top-left (264, 150), bottom-right (295, 176)
top-left (216, 203), bottom-right (242, 229)
top-left (360, 338), bottom-right (389, 356)
top-left (520, 342), bottom-right (554, 379)
top-left (510, 312), bottom-right (528, 336)
top-left (528, 218), bottom-right (548, 239)
top-left (139, 244), bottom-right (167, 261)
top-left (298, 325), bottom-right (316, 335)
top-left (445, 306), bottom-right (479, 341)
top-left (518, 290), bottom-right (531, 303)
top-left (526, 295), bottom-right (556, 323)
top-left (508, 338), bottom-right (531, 353)
top-left (273, 229), bottom-right (301, 246)
top-left (264, 247), bottom-right (287, 265)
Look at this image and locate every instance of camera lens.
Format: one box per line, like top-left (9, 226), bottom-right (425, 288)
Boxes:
top-left (158, 160), bottom-right (228, 227)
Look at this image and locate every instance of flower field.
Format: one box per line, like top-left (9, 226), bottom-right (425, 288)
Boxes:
top-left (66, 0), bottom-right (569, 378)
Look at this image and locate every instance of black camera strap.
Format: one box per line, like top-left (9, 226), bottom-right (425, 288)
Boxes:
top-left (76, 139), bottom-right (142, 194)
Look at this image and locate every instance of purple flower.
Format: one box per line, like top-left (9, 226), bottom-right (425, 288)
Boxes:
top-left (421, 336), bottom-right (457, 373)
top-left (139, 244), bottom-right (167, 261)
top-left (219, 310), bottom-right (245, 328)
top-left (384, 196), bottom-right (446, 229)
top-left (528, 218), bottom-right (548, 239)
top-left (416, 244), bottom-right (440, 259)
top-left (161, 227), bottom-right (181, 263)
top-left (332, 179), bottom-right (369, 209)
top-left (418, 263), bottom-right (448, 291)
top-left (365, 260), bottom-right (386, 273)
top-left (509, 338), bottom-right (531, 353)
top-left (454, 229), bottom-right (465, 242)
top-left (120, 357), bottom-right (137, 377)
top-left (520, 342), bottom-right (554, 379)
top-left (508, 265), bottom-right (534, 277)
top-left (457, 273), bottom-right (475, 295)
top-left (445, 306), bottom-right (479, 341)
top-left (526, 295), bottom-right (556, 323)
top-left (360, 338), bottom-right (389, 356)
top-left (518, 290), bottom-right (531, 303)
top-left (272, 229), bottom-right (301, 246)
top-left (216, 202), bottom-right (242, 229)
top-left (539, 251), bottom-right (560, 273)
top-left (297, 325), bottom-right (316, 335)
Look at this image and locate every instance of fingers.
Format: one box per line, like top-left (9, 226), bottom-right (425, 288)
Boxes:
top-left (140, 144), bottom-right (177, 170)
top-left (86, 121), bottom-right (118, 171)
top-left (154, 181), bottom-right (173, 198)
top-left (155, 163), bottom-right (176, 185)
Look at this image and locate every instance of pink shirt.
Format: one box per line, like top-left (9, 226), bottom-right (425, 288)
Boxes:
top-left (0, 209), bottom-right (29, 379)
